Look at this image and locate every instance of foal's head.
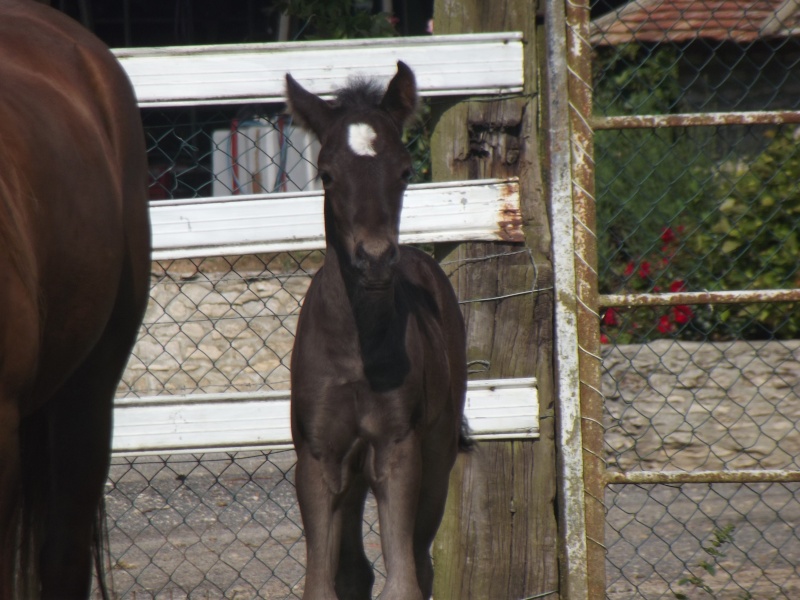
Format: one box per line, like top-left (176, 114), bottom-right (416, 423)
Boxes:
top-left (286, 62), bottom-right (418, 290)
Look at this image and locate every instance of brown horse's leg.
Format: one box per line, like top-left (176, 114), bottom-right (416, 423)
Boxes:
top-left (0, 399), bottom-right (20, 599)
top-left (372, 433), bottom-right (424, 600)
top-left (296, 446), bottom-right (342, 600)
top-left (334, 474), bottom-right (373, 600)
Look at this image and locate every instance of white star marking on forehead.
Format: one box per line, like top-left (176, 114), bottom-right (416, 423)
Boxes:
top-left (347, 123), bottom-right (378, 157)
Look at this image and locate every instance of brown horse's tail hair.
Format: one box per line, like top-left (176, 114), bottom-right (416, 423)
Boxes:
top-left (92, 498), bottom-right (112, 600)
top-left (16, 410), bottom-right (47, 599)
top-left (15, 411), bottom-right (111, 599)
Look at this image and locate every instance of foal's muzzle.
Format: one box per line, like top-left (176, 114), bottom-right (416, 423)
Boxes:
top-left (353, 240), bottom-right (400, 289)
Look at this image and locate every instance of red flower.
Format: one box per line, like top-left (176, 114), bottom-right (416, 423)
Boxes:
top-left (673, 305), bottom-right (693, 325)
top-left (670, 280), bottom-right (686, 293)
top-left (624, 262), bottom-right (635, 277)
top-left (661, 227), bottom-right (677, 243)
top-left (657, 314), bottom-right (674, 334)
top-left (602, 308), bottom-right (618, 326)
top-left (639, 261), bottom-right (651, 279)
top-left (600, 334), bottom-right (610, 344)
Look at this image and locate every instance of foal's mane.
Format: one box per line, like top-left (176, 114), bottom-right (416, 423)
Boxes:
top-left (331, 78), bottom-right (385, 111)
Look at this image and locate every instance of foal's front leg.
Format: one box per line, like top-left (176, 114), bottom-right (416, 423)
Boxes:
top-left (296, 446), bottom-right (343, 600)
top-left (372, 433), bottom-right (425, 600)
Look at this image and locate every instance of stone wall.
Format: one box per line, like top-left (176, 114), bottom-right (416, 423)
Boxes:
top-left (603, 339), bottom-right (800, 473)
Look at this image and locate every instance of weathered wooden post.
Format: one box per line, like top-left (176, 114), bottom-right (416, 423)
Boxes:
top-left (431, 1), bottom-right (560, 597)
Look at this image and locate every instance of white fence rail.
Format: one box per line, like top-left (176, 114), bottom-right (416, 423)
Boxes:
top-left (112, 378), bottom-right (538, 455)
top-left (116, 33), bottom-right (537, 455)
top-left (151, 178), bottom-right (522, 260)
top-left (115, 33), bottom-right (524, 106)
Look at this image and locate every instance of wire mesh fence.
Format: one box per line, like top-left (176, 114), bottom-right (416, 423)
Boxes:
top-left (142, 102), bottom-right (432, 204)
top-left (606, 482), bottom-right (800, 599)
top-left (106, 107), bottom-right (368, 597)
top-left (121, 253), bottom-right (318, 399)
top-left (107, 248), bottom-right (537, 598)
top-left (104, 451), bottom-right (386, 599)
top-left (591, 0), bottom-right (800, 597)
top-left (102, 96), bottom-right (540, 597)
top-left (103, 3), bottom-right (800, 594)
top-left (106, 246), bottom-right (389, 597)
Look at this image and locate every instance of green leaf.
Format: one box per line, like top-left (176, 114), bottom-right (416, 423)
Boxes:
top-left (722, 240), bottom-right (741, 253)
top-left (703, 564), bottom-right (716, 576)
top-left (719, 198), bottom-right (739, 213)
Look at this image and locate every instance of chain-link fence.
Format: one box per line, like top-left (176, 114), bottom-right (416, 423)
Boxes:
top-left (107, 103), bottom-right (361, 597)
top-left (104, 450), bottom-right (386, 598)
top-left (100, 5), bottom-right (800, 595)
top-left (101, 95), bottom-right (537, 596)
top-left (122, 253), bottom-right (317, 399)
top-left (590, 0), bottom-right (800, 597)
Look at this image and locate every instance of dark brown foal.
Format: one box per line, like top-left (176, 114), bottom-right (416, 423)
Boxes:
top-left (287, 62), bottom-right (468, 600)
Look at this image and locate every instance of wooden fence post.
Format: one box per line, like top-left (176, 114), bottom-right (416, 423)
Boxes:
top-left (431, 1), bottom-right (560, 598)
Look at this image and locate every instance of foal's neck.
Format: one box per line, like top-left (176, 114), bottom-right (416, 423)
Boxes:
top-left (323, 244), bottom-right (409, 391)
top-left (325, 244), bottom-right (397, 329)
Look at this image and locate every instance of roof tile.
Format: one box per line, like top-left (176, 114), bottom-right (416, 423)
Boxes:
top-left (592, 0), bottom-right (800, 45)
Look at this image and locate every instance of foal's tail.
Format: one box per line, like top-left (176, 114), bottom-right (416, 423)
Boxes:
top-left (458, 417), bottom-right (475, 453)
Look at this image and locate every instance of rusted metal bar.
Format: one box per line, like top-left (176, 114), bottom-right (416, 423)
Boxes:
top-left (565, 0), bottom-right (606, 597)
top-left (545, 0), bottom-right (590, 596)
top-left (607, 470), bottom-right (800, 485)
top-left (592, 110), bottom-right (800, 130)
top-left (601, 289), bottom-right (800, 308)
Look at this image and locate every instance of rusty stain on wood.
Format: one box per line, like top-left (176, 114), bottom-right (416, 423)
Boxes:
top-left (497, 199), bottom-right (524, 242)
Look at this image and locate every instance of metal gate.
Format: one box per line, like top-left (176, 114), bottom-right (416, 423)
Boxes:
top-left (550, 0), bottom-right (800, 597)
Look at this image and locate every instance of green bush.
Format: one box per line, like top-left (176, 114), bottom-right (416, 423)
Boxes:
top-left (595, 45), bottom-right (715, 294)
top-left (595, 44), bottom-right (800, 341)
top-left (691, 127), bottom-right (800, 339)
top-left (275, 0), bottom-right (396, 40)
top-left (595, 45), bottom-right (717, 342)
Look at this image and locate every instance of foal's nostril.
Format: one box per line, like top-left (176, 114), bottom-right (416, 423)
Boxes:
top-left (384, 243), bottom-right (399, 267)
top-left (353, 240), bottom-right (399, 284)
top-left (354, 242), bottom-right (371, 271)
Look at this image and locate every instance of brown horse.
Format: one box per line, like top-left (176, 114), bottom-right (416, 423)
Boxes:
top-left (0, 1), bottom-right (150, 598)
top-left (287, 62), bottom-right (469, 600)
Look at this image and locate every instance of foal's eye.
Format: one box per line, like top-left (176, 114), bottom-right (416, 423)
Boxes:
top-left (319, 171), bottom-right (333, 186)
top-left (401, 168), bottom-right (413, 183)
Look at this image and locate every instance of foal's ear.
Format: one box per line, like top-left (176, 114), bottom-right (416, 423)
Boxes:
top-left (380, 61), bottom-right (418, 129)
top-left (285, 73), bottom-right (334, 139)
